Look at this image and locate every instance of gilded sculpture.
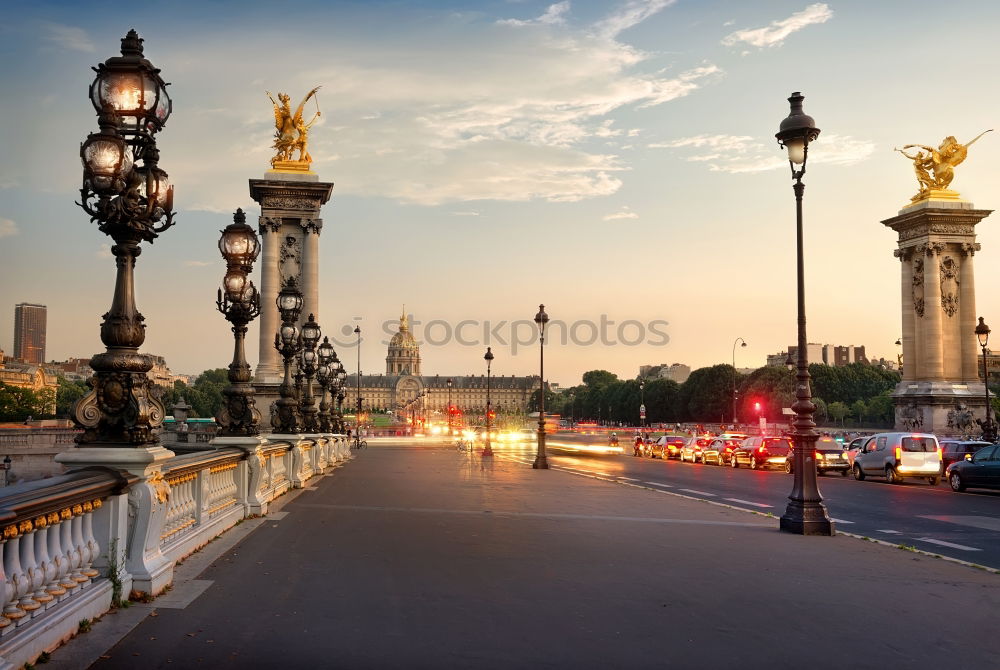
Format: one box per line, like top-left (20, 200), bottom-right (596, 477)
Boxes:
top-left (266, 87), bottom-right (322, 170)
top-left (895, 130), bottom-right (991, 201)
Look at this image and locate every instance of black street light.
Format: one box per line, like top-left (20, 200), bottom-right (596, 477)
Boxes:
top-left (533, 304), bottom-right (549, 469)
top-left (484, 347), bottom-right (494, 456)
top-left (72, 31), bottom-right (175, 447)
top-left (976, 317), bottom-right (997, 443)
top-left (215, 208), bottom-right (262, 437)
top-left (446, 378), bottom-right (454, 436)
top-left (316, 336), bottom-right (337, 432)
top-left (732, 337), bottom-right (747, 427)
top-left (775, 92), bottom-right (834, 536)
top-left (272, 277), bottom-right (304, 434)
top-left (354, 325), bottom-right (362, 428)
top-left (639, 379), bottom-right (646, 428)
top-left (298, 314), bottom-right (322, 432)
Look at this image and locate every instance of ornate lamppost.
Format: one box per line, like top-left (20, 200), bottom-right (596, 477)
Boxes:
top-left (336, 367), bottom-right (347, 432)
top-left (446, 378), bottom-right (454, 436)
top-left (975, 318), bottom-right (997, 442)
top-left (775, 92), bottom-right (834, 536)
top-left (298, 314), bottom-right (322, 433)
top-left (316, 336), bottom-right (337, 433)
top-left (533, 305), bottom-right (549, 469)
top-left (272, 277), bottom-right (304, 434)
top-left (215, 209), bottom-right (262, 437)
top-left (732, 337), bottom-right (747, 427)
top-left (484, 347), bottom-right (494, 456)
top-left (71, 30), bottom-right (175, 448)
top-left (354, 325), bottom-right (362, 428)
top-left (639, 379), bottom-right (646, 429)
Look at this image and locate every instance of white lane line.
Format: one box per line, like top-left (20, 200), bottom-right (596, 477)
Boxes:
top-left (644, 481), bottom-right (673, 488)
top-left (618, 476), bottom-right (639, 481)
top-left (725, 498), bottom-right (771, 509)
top-left (679, 488), bottom-right (716, 497)
top-left (876, 529), bottom-right (901, 535)
top-left (916, 537), bottom-right (982, 552)
top-left (831, 518), bottom-right (854, 525)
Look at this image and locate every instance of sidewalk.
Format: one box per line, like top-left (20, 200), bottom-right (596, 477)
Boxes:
top-left (65, 446), bottom-right (998, 669)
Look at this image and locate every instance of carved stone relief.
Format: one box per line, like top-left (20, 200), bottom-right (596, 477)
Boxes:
top-left (912, 256), bottom-right (924, 318)
top-left (261, 196), bottom-right (321, 210)
top-left (279, 234), bottom-right (301, 284)
top-left (258, 216), bottom-right (282, 234)
top-left (940, 255), bottom-right (960, 317)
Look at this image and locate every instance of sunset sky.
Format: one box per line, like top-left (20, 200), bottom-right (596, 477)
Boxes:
top-left (2, 0), bottom-right (1000, 385)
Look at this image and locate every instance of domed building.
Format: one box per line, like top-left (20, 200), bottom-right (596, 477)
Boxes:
top-left (345, 310), bottom-right (539, 426)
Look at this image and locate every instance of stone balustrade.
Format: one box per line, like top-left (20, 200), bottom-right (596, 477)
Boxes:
top-left (0, 433), bottom-right (351, 668)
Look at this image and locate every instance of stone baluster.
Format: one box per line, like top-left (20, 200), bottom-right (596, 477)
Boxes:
top-left (17, 527), bottom-right (45, 616)
top-left (44, 517), bottom-right (71, 600)
top-left (70, 512), bottom-right (90, 586)
top-left (4, 534), bottom-right (37, 624)
top-left (61, 513), bottom-right (86, 586)
top-left (0, 539), bottom-right (11, 631)
top-left (81, 504), bottom-right (100, 580)
top-left (30, 524), bottom-right (55, 608)
top-left (1, 536), bottom-right (25, 626)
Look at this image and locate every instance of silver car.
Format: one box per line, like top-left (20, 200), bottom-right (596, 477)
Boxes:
top-left (852, 432), bottom-right (941, 485)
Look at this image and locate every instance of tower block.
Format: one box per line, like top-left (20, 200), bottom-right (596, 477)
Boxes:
top-left (883, 199), bottom-right (992, 434)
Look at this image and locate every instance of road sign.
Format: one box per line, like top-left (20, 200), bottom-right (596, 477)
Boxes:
top-left (639, 404), bottom-right (646, 419)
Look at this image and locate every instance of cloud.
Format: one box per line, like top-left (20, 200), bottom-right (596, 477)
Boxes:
top-left (42, 23), bottom-right (95, 52)
top-left (96, 244), bottom-right (112, 259)
top-left (604, 206), bottom-right (638, 221)
top-left (653, 133), bottom-right (875, 173)
top-left (498, 1), bottom-right (571, 27)
top-left (451, 211), bottom-right (480, 216)
top-left (593, 0), bottom-right (675, 40)
top-left (0, 218), bottom-right (18, 238)
top-left (722, 3), bottom-right (832, 49)
top-left (184, 260), bottom-right (212, 267)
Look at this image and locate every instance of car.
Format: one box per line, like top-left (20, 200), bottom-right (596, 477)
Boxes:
top-left (843, 437), bottom-right (867, 468)
top-left (946, 444), bottom-right (1000, 492)
top-left (784, 436), bottom-right (850, 476)
top-left (679, 437), bottom-right (711, 463)
top-left (649, 436), bottom-right (686, 459)
top-left (939, 440), bottom-right (992, 473)
top-left (702, 438), bottom-right (744, 465)
top-left (732, 437), bottom-right (793, 469)
top-left (852, 432), bottom-right (941, 485)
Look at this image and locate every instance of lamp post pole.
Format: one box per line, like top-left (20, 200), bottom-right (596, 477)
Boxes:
top-left (298, 314), bottom-right (322, 433)
top-left (215, 209), bottom-right (262, 437)
top-left (732, 337), bottom-right (747, 428)
top-left (447, 378), bottom-right (453, 436)
top-left (354, 325), bottom-right (362, 430)
top-left (775, 92), bottom-right (833, 536)
top-left (272, 278), bottom-right (304, 434)
top-left (976, 318), bottom-right (996, 442)
top-left (484, 347), bottom-right (494, 456)
top-left (639, 379), bottom-right (646, 429)
top-left (533, 305), bottom-right (549, 469)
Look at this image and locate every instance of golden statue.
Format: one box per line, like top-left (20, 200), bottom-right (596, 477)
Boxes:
top-left (895, 130), bottom-right (991, 202)
top-left (266, 87), bottom-right (322, 171)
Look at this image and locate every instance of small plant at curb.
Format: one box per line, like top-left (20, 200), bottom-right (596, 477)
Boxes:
top-left (897, 543), bottom-right (917, 552)
top-left (107, 538), bottom-right (126, 608)
top-left (36, 652), bottom-right (50, 664)
top-left (130, 590), bottom-right (155, 604)
top-left (78, 618), bottom-right (92, 633)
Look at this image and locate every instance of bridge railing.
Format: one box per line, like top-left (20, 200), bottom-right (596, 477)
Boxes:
top-left (0, 433), bottom-right (351, 668)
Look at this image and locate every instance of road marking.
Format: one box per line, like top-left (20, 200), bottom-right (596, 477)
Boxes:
top-left (916, 537), bottom-right (982, 552)
top-left (876, 529), bottom-right (901, 535)
top-left (724, 498), bottom-right (771, 509)
top-left (617, 476), bottom-right (639, 481)
top-left (644, 481), bottom-right (673, 488)
top-left (831, 518), bottom-right (854, 525)
top-left (679, 488), bottom-right (716, 497)
top-left (918, 515), bottom-right (1000, 532)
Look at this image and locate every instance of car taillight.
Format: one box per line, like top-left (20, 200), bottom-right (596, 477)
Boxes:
top-left (894, 446), bottom-right (902, 461)
top-left (815, 451), bottom-right (822, 460)
top-left (937, 447), bottom-right (943, 461)
top-left (758, 447), bottom-right (766, 453)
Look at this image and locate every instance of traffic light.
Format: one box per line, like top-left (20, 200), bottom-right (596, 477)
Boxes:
top-left (754, 401), bottom-right (762, 414)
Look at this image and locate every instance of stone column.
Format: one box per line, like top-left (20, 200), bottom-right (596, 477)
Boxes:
top-left (896, 248), bottom-right (915, 381)
top-left (302, 221), bottom-right (321, 323)
top-left (960, 243), bottom-right (981, 382)
top-left (255, 218), bottom-right (283, 383)
top-left (922, 243), bottom-right (945, 381)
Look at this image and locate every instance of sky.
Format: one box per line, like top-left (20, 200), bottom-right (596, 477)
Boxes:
top-left (2, 0), bottom-right (1000, 386)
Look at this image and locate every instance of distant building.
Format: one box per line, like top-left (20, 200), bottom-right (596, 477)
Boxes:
top-left (639, 363), bottom-right (691, 384)
top-left (768, 344), bottom-right (870, 368)
top-left (0, 349), bottom-right (58, 413)
top-left (13, 303), bottom-right (46, 365)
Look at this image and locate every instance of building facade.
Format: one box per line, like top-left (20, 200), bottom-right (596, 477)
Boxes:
top-left (13, 303), bottom-right (46, 365)
top-left (767, 344), bottom-right (869, 368)
top-left (0, 349), bottom-right (58, 413)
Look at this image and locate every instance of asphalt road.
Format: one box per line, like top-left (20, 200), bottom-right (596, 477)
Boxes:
top-left (531, 433), bottom-right (1000, 569)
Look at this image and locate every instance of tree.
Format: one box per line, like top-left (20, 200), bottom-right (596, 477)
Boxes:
top-left (865, 393), bottom-right (895, 427)
top-left (813, 397), bottom-right (829, 425)
top-left (644, 378), bottom-right (680, 424)
top-left (828, 401), bottom-right (850, 426)
top-left (850, 399), bottom-right (868, 425)
top-left (582, 370), bottom-right (618, 389)
top-left (737, 366), bottom-right (793, 421)
top-left (679, 365), bottom-right (737, 423)
top-left (56, 377), bottom-right (88, 417)
top-left (0, 383), bottom-right (54, 421)
top-left (527, 387), bottom-right (558, 413)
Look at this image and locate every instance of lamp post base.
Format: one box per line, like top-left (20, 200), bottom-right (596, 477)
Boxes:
top-left (532, 455), bottom-right (548, 469)
top-left (779, 500), bottom-right (835, 536)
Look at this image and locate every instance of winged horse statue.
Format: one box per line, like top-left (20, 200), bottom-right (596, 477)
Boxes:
top-left (266, 86), bottom-right (322, 166)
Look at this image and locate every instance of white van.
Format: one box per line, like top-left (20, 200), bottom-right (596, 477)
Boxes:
top-left (852, 432), bottom-right (941, 485)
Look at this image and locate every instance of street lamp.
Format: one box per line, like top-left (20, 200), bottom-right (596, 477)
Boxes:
top-left (72, 32), bottom-right (175, 447)
top-left (775, 91), bottom-right (833, 536)
top-left (354, 325), bottom-right (362, 428)
top-left (639, 379), bottom-right (646, 429)
top-left (297, 314), bottom-right (322, 432)
top-left (976, 317), bottom-right (996, 442)
top-left (215, 208), bottom-right (262, 437)
top-left (533, 304), bottom-right (549, 469)
top-left (447, 378), bottom-right (453, 436)
top-left (316, 336), bottom-right (337, 433)
top-left (732, 337), bottom-right (747, 427)
top-left (272, 277), bottom-right (304, 434)
top-left (484, 347), bottom-right (494, 456)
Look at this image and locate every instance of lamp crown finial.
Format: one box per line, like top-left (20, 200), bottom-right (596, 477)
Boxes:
top-left (121, 29), bottom-right (144, 57)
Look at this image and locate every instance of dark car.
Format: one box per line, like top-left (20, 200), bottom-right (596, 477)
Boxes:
top-left (649, 436), bottom-right (686, 459)
top-left (785, 436), bottom-right (849, 476)
top-left (939, 440), bottom-right (993, 474)
top-left (679, 437), bottom-right (711, 463)
top-left (946, 444), bottom-right (1000, 492)
top-left (732, 436), bottom-right (793, 469)
top-left (703, 438), bottom-right (744, 465)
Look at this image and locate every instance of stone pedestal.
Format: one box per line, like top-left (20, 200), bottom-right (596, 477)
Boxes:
top-left (249, 172), bottom-right (334, 386)
top-left (883, 198), bottom-right (992, 435)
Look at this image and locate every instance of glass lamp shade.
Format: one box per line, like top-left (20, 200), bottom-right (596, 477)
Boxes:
top-left (534, 304), bottom-right (549, 325)
top-left (218, 222), bottom-right (260, 267)
top-left (135, 164), bottom-right (171, 209)
top-left (81, 133), bottom-right (132, 194)
top-left (277, 285), bottom-right (303, 313)
top-left (775, 92), bottom-right (819, 166)
top-left (318, 338), bottom-right (335, 366)
top-left (223, 270), bottom-right (247, 302)
top-left (783, 137), bottom-right (806, 165)
top-left (280, 324), bottom-right (299, 347)
top-left (89, 31), bottom-right (172, 134)
top-left (316, 364), bottom-right (330, 381)
top-left (241, 280), bottom-right (258, 306)
top-left (976, 317), bottom-right (991, 348)
top-left (302, 349), bottom-right (317, 365)
top-left (301, 317), bottom-right (321, 346)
